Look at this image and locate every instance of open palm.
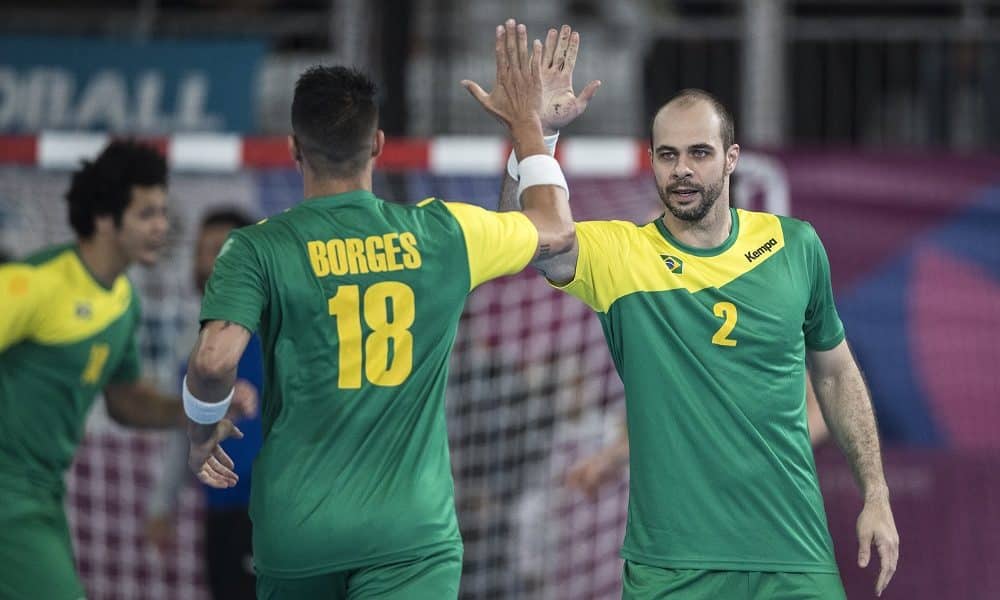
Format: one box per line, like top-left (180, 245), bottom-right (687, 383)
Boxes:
top-left (539, 25), bottom-right (601, 133)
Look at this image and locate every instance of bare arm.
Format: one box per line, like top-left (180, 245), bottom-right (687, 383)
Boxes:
top-left (497, 25), bottom-right (599, 284)
top-left (808, 339), bottom-right (899, 596)
top-left (104, 380), bottom-right (182, 429)
top-left (463, 20), bottom-right (579, 262)
top-left (807, 340), bottom-right (886, 499)
top-left (186, 320), bottom-right (252, 443)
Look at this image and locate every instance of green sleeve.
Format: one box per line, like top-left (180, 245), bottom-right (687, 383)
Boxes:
top-left (803, 225), bottom-right (845, 351)
top-left (200, 230), bottom-right (267, 333)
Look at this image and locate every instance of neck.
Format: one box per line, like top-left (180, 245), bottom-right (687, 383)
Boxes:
top-left (303, 167), bottom-right (373, 200)
top-left (661, 194), bottom-right (733, 250)
top-left (78, 236), bottom-right (129, 287)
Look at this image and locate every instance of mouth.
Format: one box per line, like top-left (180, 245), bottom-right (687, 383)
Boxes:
top-left (670, 188), bottom-right (700, 199)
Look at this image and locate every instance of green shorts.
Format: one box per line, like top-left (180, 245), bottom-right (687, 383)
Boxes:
top-left (256, 546), bottom-right (463, 600)
top-left (622, 561), bottom-right (846, 600)
top-left (0, 485), bottom-right (86, 600)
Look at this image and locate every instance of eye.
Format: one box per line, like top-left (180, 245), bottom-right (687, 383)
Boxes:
top-left (658, 151), bottom-right (675, 160)
top-left (692, 149), bottom-right (708, 158)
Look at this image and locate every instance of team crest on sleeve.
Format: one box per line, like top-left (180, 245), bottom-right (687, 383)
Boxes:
top-left (75, 301), bottom-right (93, 319)
top-left (660, 254), bottom-right (684, 274)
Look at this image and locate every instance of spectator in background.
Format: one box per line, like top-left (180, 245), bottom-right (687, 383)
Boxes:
top-left (145, 209), bottom-right (262, 600)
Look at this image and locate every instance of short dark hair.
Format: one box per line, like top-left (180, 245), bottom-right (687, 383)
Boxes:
top-left (650, 88), bottom-right (735, 150)
top-left (201, 208), bottom-right (254, 231)
top-left (291, 65), bottom-right (379, 179)
top-left (65, 140), bottom-right (168, 239)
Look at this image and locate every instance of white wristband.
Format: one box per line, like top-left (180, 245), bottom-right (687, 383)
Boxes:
top-left (182, 375), bottom-right (232, 425)
top-left (506, 132), bottom-right (559, 181)
top-left (516, 154), bottom-right (569, 200)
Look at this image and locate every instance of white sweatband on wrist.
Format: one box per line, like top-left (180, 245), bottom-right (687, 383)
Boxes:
top-left (182, 375), bottom-right (232, 425)
top-left (506, 132), bottom-right (560, 181)
top-left (516, 154), bottom-right (569, 200)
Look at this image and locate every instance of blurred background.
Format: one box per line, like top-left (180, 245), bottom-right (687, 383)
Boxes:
top-left (0, 0), bottom-right (998, 599)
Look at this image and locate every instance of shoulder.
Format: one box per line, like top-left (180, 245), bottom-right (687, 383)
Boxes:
top-left (0, 261), bottom-right (48, 301)
top-left (577, 219), bottom-right (645, 245)
top-left (773, 213), bottom-right (823, 250)
top-left (20, 242), bottom-right (74, 267)
top-left (420, 198), bottom-right (475, 226)
top-left (2, 245), bottom-right (72, 298)
top-left (738, 209), bottom-right (820, 248)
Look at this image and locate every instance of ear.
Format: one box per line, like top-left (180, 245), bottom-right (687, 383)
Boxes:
top-left (372, 129), bottom-right (385, 160)
top-left (647, 146), bottom-right (654, 169)
top-left (288, 135), bottom-right (304, 174)
top-left (725, 143), bottom-right (740, 176)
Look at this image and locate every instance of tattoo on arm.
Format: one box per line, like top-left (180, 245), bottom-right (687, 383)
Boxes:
top-left (498, 174), bottom-right (521, 212)
top-left (537, 243), bottom-right (553, 260)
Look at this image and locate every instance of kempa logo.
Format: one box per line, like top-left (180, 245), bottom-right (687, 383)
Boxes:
top-left (745, 238), bottom-right (779, 262)
top-left (660, 254), bottom-right (683, 274)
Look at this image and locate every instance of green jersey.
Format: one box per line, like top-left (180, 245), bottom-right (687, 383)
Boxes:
top-left (554, 208), bottom-right (844, 573)
top-left (200, 190), bottom-right (538, 577)
top-left (0, 244), bottom-right (142, 494)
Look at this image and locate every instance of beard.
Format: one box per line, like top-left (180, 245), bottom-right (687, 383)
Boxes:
top-left (657, 175), bottom-right (725, 222)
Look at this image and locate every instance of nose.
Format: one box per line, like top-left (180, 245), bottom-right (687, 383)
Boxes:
top-left (671, 155), bottom-right (693, 180)
top-left (153, 213), bottom-right (169, 237)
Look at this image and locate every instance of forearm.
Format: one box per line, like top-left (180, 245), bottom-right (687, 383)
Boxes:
top-left (499, 172), bottom-right (521, 212)
top-left (105, 381), bottom-right (184, 429)
top-left (812, 365), bottom-right (888, 501)
top-left (186, 356), bottom-right (237, 444)
top-left (185, 324), bottom-right (245, 443)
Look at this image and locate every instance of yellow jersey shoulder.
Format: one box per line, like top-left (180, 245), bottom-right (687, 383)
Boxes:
top-left (26, 246), bottom-right (135, 345)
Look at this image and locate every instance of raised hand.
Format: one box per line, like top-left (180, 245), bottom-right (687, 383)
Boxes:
top-left (538, 25), bottom-right (601, 133)
top-left (462, 19), bottom-right (544, 131)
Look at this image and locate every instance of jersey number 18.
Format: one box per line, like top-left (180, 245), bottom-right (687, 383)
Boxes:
top-left (328, 282), bottom-right (414, 388)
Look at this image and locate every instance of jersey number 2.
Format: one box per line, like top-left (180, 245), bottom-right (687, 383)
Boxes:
top-left (711, 302), bottom-right (738, 347)
top-left (328, 282), bottom-right (414, 389)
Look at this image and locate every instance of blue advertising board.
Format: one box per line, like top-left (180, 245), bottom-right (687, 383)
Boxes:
top-left (0, 36), bottom-right (265, 133)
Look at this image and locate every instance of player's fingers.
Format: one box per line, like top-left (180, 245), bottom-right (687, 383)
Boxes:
top-left (505, 19), bottom-right (519, 70)
top-left (197, 465), bottom-right (228, 489)
top-left (543, 28), bottom-right (558, 68)
top-left (494, 25), bottom-right (507, 80)
top-left (516, 23), bottom-right (529, 74)
top-left (203, 453), bottom-right (237, 484)
top-left (554, 24), bottom-right (571, 69)
top-left (461, 80), bottom-right (492, 107)
top-left (579, 80), bottom-right (602, 105)
top-left (564, 31), bottom-right (580, 73)
top-left (206, 455), bottom-right (236, 480)
top-left (220, 420), bottom-right (244, 441)
top-left (857, 527), bottom-right (873, 567)
top-left (875, 535), bottom-right (899, 596)
top-left (530, 39), bottom-right (542, 78)
top-left (213, 445), bottom-right (235, 469)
